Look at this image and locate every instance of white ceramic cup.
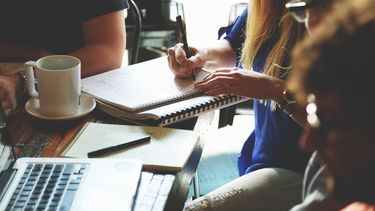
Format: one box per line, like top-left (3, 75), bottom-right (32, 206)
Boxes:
top-left (25, 55), bottom-right (81, 117)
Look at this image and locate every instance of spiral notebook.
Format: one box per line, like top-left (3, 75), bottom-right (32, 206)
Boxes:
top-left (81, 57), bottom-right (247, 126)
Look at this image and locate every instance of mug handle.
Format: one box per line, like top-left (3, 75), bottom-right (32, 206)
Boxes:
top-left (24, 61), bottom-right (38, 98)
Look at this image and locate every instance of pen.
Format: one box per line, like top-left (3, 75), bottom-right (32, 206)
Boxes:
top-left (176, 15), bottom-right (196, 81)
top-left (87, 136), bottom-right (151, 158)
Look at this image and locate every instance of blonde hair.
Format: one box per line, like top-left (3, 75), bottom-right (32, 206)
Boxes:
top-left (241, 0), bottom-right (304, 78)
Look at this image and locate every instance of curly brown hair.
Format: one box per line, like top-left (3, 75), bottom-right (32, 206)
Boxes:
top-left (287, 0), bottom-right (375, 115)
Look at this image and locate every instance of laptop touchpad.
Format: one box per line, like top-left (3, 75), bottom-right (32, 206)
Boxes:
top-left (73, 160), bottom-right (141, 211)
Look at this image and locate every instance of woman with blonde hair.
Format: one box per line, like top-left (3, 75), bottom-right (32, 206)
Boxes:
top-left (168, 0), bottom-right (309, 210)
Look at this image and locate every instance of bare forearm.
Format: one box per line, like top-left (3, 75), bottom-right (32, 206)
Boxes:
top-left (70, 44), bottom-right (124, 78)
top-left (201, 40), bottom-right (237, 69)
top-left (76, 10), bottom-right (125, 77)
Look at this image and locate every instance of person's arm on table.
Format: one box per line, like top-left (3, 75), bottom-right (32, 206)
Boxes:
top-left (194, 68), bottom-right (307, 128)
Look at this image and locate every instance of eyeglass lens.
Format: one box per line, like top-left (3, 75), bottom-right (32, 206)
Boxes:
top-left (286, 0), bottom-right (309, 23)
top-left (290, 10), bottom-right (308, 23)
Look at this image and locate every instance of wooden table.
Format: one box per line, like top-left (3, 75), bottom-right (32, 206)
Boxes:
top-left (7, 107), bottom-right (216, 211)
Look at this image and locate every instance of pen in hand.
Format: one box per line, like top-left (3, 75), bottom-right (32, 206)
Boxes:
top-left (176, 15), bottom-right (196, 81)
top-left (87, 136), bottom-right (151, 158)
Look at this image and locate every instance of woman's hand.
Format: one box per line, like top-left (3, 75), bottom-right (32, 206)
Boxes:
top-left (167, 43), bottom-right (207, 79)
top-left (0, 74), bottom-right (23, 116)
top-left (194, 68), bottom-right (283, 100)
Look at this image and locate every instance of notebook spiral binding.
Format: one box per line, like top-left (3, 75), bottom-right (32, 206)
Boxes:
top-left (133, 89), bottom-right (205, 113)
top-left (160, 94), bottom-right (245, 126)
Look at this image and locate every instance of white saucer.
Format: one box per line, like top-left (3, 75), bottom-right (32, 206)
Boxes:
top-left (25, 94), bottom-right (96, 121)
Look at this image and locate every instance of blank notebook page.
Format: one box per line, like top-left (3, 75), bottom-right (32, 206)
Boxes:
top-left (63, 122), bottom-right (199, 172)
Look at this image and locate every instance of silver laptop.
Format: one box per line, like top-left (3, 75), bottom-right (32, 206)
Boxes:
top-left (0, 106), bottom-right (142, 211)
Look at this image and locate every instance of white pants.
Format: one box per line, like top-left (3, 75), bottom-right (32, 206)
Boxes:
top-left (185, 168), bottom-right (304, 211)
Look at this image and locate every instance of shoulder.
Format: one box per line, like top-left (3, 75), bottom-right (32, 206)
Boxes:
top-left (79, 0), bottom-right (129, 22)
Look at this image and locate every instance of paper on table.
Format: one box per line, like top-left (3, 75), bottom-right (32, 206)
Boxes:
top-left (62, 122), bottom-right (199, 172)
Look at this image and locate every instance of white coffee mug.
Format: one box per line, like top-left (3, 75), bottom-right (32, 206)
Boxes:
top-left (25, 55), bottom-right (81, 117)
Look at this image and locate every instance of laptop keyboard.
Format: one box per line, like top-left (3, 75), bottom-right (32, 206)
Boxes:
top-left (6, 166), bottom-right (175, 211)
top-left (6, 163), bottom-right (87, 211)
top-left (134, 172), bottom-right (175, 211)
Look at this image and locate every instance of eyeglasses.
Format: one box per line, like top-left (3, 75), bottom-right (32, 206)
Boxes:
top-left (306, 94), bottom-right (375, 134)
top-left (285, 0), bottom-right (319, 23)
top-left (306, 94), bottom-right (320, 128)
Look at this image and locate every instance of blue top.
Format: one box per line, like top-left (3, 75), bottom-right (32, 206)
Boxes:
top-left (219, 9), bottom-right (308, 176)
